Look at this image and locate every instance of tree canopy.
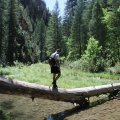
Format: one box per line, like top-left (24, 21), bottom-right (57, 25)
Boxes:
top-left (0, 0), bottom-right (120, 71)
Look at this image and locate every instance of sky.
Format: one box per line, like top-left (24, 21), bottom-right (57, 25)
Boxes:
top-left (44, 0), bottom-right (67, 17)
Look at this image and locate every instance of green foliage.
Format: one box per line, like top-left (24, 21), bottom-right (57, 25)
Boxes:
top-left (89, 1), bottom-right (106, 47)
top-left (62, 0), bottom-right (77, 38)
top-left (0, 109), bottom-right (13, 120)
top-left (67, 38), bottom-right (80, 61)
top-left (7, 0), bottom-right (20, 64)
top-left (107, 62), bottom-right (120, 74)
top-left (103, 7), bottom-right (120, 65)
top-left (46, 1), bottom-right (63, 56)
top-left (67, 0), bottom-right (86, 60)
top-left (0, 0), bottom-right (49, 65)
top-left (0, 0), bottom-right (120, 71)
top-left (31, 18), bottom-right (46, 62)
top-left (0, 0), bottom-right (9, 65)
top-left (79, 37), bottom-right (104, 72)
top-left (38, 19), bottom-right (46, 61)
top-left (0, 66), bottom-right (10, 76)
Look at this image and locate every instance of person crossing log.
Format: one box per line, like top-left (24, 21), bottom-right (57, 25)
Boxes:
top-left (48, 49), bottom-right (61, 88)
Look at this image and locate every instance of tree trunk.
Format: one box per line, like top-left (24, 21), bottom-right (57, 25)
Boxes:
top-left (0, 77), bottom-right (120, 103)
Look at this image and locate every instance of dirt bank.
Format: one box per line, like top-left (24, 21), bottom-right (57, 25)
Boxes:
top-left (0, 94), bottom-right (120, 120)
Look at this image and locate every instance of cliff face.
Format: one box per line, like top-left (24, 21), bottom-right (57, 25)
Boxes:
top-left (0, 0), bottom-right (48, 64)
top-left (15, 0), bottom-right (50, 63)
top-left (21, 0), bottom-right (47, 21)
top-left (20, 0), bottom-right (49, 29)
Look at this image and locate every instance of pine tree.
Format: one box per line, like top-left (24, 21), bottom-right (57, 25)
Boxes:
top-left (46, 1), bottom-right (62, 56)
top-left (37, 18), bottom-right (46, 62)
top-left (100, 0), bottom-right (108, 8)
top-left (82, 1), bottom-right (94, 50)
top-left (104, 6), bottom-right (120, 64)
top-left (89, 1), bottom-right (106, 48)
top-left (0, 0), bottom-right (4, 64)
top-left (62, 0), bottom-right (77, 38)
top-left (7, 0), bottom-right (20, 65)
top-left (0, 0), bottom-right (9, 65)
top-left (67, 0), bottom-right (85, 60)
top-left (80, 37), bottom-right (102, 72)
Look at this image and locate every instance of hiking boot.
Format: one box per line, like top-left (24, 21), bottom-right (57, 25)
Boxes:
top-left (52, 80), bottom-right (57, 88)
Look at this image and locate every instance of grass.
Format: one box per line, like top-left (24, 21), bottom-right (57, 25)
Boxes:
top-left (0, 63), bottom-right (120, 88)
top-left (0, 108), bottom-right (13, 120)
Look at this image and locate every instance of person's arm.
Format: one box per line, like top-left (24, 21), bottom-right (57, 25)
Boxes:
top-left (56, 54), bottom-right (60, 67)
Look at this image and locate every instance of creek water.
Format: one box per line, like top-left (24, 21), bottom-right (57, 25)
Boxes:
top-left (0, 94), bottom-right (74, 119)
top-left (0, 94), bottom-right (120, 120)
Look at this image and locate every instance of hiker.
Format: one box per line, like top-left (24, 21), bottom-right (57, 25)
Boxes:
top-left (49, 49), bottom-right (61, 88)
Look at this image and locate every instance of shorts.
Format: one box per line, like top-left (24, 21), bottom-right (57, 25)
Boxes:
top-left (51, 66), bottom-right (61, 74)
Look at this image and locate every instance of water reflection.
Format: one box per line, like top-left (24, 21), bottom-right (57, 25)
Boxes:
top-left (47, 112), bottom-right (65, 120)
top-left (45, 106), bottom-right (81, 120)
top-left (45, 97), bottom-right (109, 120)
top-left (46, 115), bottom-right (53, 120)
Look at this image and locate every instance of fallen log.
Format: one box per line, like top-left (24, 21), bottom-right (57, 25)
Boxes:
top-left (0, 77), bottom-right (120, 104)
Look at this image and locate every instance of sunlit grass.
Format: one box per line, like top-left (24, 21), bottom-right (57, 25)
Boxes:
top-left (0, 63), bottom-right (120, 88)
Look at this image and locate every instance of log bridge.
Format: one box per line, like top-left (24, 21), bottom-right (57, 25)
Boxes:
top-left (0, 77), bottom-right (120, 108)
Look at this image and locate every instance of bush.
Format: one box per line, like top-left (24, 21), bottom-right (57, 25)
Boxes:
top-left (107, 62), bottom-right (120, 74)
top-left (0, 109), bottom-right (13, 120)
top-left (78, 37), bottom-right (104, 72)
top-left (0, 69), bottom-right (10, 76)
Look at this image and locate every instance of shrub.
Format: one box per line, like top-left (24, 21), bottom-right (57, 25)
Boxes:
top-left (107, 62), bottom-right (120, 74)
top-left (79, 37), bottom-right (104, 72)
top-left (0, 109), bottom-right (13, 120)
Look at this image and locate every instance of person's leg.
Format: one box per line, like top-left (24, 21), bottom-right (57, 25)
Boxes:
top-left (52, 73), bottom-right (61, 88)
top-left (52, 73), bottom-right (57, 85)
top-left (51, 66), bottom-right (56, 84)
top-left (52, 66), bottom-right (61, 88)
top-left (55, 72), bottom-right (61, 81)
top-left (53, 73), bottom-right (56, 81)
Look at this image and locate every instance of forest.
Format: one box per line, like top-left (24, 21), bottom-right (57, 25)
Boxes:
top-left (0, 0), bottom-right (120, 119)
top-left (0, 0), bottom-right (120, 72)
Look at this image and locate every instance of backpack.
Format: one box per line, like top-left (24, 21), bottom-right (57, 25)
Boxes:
top-left (48, 56), bottom-right (56, 66)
